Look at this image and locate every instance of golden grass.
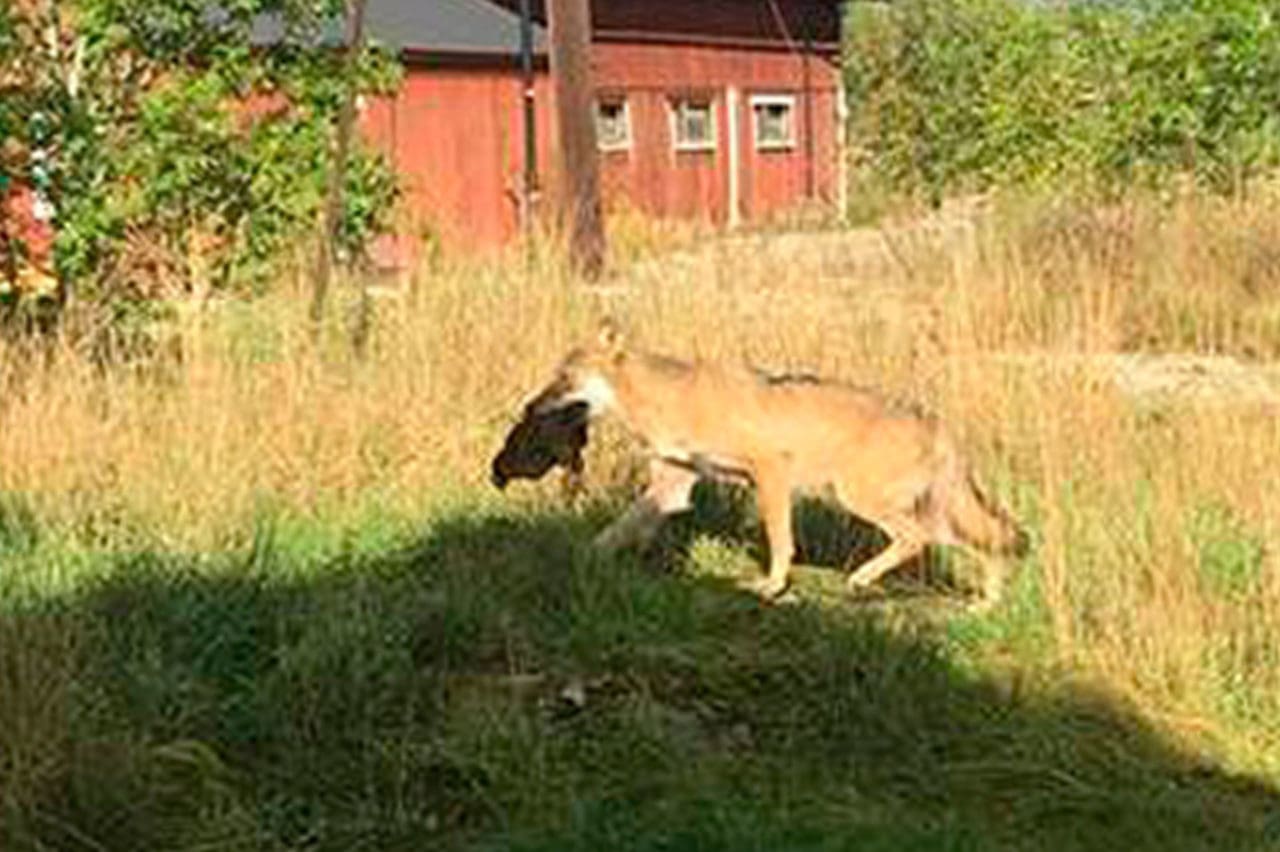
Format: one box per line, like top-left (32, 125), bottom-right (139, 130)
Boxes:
top-left (2, 189), bottom-right (1279, 776)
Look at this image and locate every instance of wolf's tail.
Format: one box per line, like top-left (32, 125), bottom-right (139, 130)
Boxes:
top-left (945, 470), bottom-right (1029, 558)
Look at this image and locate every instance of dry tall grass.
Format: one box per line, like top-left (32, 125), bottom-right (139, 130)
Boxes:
top-left (2, 190), bottom-right (1278, 779)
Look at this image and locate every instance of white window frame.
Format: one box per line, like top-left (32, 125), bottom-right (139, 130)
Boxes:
top-left (595, 96), bottom-right (632, 152)
top-left (750, 93), bottom-right (798, 152)
top-left (669, 95), bottom-right (717, 153)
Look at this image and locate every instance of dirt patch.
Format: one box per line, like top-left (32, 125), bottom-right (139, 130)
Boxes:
top-left (612, 197), bottom-right (985, 295)
top-left (986, 351), bottom-right (1280, 408)
top-left (604, 204), bottom-right (1280, 410)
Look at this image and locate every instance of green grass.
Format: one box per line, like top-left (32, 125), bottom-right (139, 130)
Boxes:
top-left (3, 494), bottom-right (1278, 851)
top-left (1190, 502), bottom-right (1266, 602)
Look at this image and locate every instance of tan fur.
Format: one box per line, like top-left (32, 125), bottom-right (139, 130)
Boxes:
top-left (524, 323), bottom-right (1027, 606)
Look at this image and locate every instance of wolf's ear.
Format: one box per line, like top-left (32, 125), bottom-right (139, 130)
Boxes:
top-left (596, 318), bottom-right (626, 354)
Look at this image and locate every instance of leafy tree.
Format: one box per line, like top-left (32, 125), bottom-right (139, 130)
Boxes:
top-left (846, 0), bottom-right (1280, 201)
top-left (0, 0), bottom-right (400, 348)
top-left (1, 2), bottom-right (34, 287)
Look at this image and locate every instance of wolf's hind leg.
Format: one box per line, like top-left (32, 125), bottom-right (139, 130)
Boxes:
top-left (845, 516), bottom-right (926, 591)
top-left (968, 555), bottom-right (1009, 613)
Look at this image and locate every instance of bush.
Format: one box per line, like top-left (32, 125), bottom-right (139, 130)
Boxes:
top-left (1, 0), bottom-right (400, 348)
top-left (846, 0), bottom-right (1280, 200)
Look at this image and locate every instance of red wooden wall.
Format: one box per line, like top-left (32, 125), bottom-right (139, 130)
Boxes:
top-left (592, 40), bottom-right (840, 225)
top-left (361, 68), bottom-right (556, 255)
top-left (358, 0), bottom-right (843, 257)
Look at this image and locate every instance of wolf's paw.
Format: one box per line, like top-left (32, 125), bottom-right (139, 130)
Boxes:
top-left (845, 571), bottom-right (881, 592)
top-left (751, 576), bottom-right (791, 602)
top-left (965, 592), bottom-right (1001, 615)
top-left (591, 528), bottom-right (625, 553)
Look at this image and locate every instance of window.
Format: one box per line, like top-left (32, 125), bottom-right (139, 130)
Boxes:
top-left (751, 94), bottom-right (797, 151)
top-left (595, 96), bottom-right (631, 151)
top-left (670, 96), bottom-right (716, 152)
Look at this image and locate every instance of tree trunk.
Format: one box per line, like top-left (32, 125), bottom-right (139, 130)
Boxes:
top-left (310, 0), bottom-right (368, 337)
top-left (547, 0), bottom-right (605, 278)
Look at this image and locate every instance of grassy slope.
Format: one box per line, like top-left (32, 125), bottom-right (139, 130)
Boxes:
top-left (3, 195), bottom-right (1280, 849)
top-left (3, 496), bottom-right (1278, 851)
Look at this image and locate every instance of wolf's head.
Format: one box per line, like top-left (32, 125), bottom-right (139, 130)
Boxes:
top-left (490, 401), bottom-right (590, 489)
top-left (520, 320), bottom-right (627, 419)
top-left (491, 321), bottom-right (626, 490)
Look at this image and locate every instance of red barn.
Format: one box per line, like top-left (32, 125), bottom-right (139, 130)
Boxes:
top-left (356, 0), bottom-right (845, 255)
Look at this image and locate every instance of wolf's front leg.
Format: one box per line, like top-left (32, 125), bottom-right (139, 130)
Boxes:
top-left (751, 459), bottom-right (795, 600)
top-left (593, 459), bottom-right (698, 553)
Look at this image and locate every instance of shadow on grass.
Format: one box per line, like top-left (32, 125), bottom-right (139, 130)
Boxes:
top-left (2, 498), bottom-right (1278, 851)
top-left (655, 480), bottom-right (964, 596)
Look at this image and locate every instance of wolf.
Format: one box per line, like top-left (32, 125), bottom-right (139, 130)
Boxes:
top-left (500, 323), bottom-right (1027, 607)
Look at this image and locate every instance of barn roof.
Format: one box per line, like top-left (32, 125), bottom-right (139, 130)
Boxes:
top-left (254, 0), bottom-right (843, 59)
top-left (366, 0), bottom-right (547, 55)
top-left (253, 0), bottom-right (547, 57)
